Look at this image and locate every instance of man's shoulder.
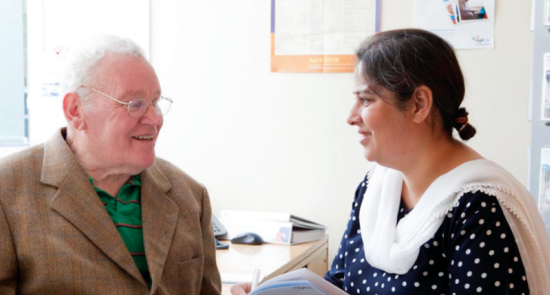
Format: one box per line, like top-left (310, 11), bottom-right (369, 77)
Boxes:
top-left (0, 144), bottom-right (45, 170)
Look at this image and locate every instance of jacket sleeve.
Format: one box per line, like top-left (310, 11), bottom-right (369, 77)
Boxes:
top-left (199, 187), bottom-right (222, 295)
top-left (0, 200), bottom-right (17, 294)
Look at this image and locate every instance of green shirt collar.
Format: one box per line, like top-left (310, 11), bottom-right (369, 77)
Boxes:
top-left (88, 174), bottom-right (141, 188)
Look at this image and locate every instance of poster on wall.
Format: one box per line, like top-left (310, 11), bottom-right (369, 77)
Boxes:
top-left (40, 46), bottom-right (70, 98)
top-left (541, 53), bottom-right (550, 121)
top-left (413, 0), bottom-right (495, 49)
top-left (544, 0), bottom-right (550, 26)
top-left (539, 147), bottom-right (550, 211)
top-left (270, 0), bottom-right (380, 73)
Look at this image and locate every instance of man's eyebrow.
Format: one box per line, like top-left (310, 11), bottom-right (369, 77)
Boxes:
top-left (120, 90), bottom-right (162, 98)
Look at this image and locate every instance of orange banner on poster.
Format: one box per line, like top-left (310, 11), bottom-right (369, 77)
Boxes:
top-left (270, 34), bottom-right (357, 73)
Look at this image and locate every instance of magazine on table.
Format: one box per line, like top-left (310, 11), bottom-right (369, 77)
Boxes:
top-left (249, 268), bottom-right (347, 295)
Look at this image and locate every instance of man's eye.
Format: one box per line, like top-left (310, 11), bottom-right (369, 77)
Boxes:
top-left (129, 100), bottom-right (147, 112)
top-left (133, 100), bottom-right (146, 107)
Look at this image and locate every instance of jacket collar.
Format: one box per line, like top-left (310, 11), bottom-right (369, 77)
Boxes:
top-left (42, 128), bottom-right (178, 289)
top-left (41, 128), bottom-right (78, 187)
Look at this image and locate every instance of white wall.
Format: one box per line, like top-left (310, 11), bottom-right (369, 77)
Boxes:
top-left (5, 0), bottom-right (533, 264)
top-left (150, 0), bottom-right (534, 262)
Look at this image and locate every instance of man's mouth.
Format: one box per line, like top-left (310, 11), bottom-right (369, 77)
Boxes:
top-left (132, 135), bottom-right (154, 141)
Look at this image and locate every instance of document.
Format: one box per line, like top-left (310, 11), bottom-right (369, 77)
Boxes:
top-left (541, 53), bottom-right (550, 121)
top-left (539, 147), bottom-right (550, 211)
top-left (545, 0), bottom-right (550, 26)
top-left (413, 0), bottom-right (495, 49)
top-left (271, 0), bottom-right (380, 73)
top-left (249, 268), bottom-right (347, 295)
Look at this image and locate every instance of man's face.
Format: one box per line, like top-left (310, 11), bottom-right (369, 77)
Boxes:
top-left (80, 53), bottom-right (163, 175)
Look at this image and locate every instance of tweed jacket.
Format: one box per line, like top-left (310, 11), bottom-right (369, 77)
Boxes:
top-left (0, 129), bottom-right (222, 295)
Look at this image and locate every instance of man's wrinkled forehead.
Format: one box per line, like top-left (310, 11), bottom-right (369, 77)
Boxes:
top-left (94, 54), bottom-right (159, 93)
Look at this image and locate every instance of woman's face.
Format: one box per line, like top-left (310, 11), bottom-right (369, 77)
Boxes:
top-left (347, 74), bottom-right (415, 167)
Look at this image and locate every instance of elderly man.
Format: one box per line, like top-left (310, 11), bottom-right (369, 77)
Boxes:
top-left (0, 35), bottom-right (221, 294)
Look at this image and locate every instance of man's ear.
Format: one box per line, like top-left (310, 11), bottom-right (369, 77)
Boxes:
top-left (410, 85), bottom-right (433, 123)
top-left (63, 92), bottom-right (86, 130)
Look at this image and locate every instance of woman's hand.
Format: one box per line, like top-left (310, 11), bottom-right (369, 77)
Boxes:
top-left (230, 283), bottom-right (253, 295)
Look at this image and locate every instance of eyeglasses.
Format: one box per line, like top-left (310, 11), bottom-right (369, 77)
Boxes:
top-left (80, 85), bottom-right (173, 118)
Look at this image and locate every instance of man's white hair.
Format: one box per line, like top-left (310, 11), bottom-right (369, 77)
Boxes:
top-left (62, 34), bottom-right (146, 103)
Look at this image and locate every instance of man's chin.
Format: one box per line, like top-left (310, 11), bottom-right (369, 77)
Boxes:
top-left (139, 155), bottom-right (157, 169)
top-left (128, 153), bottom-right (156, 173)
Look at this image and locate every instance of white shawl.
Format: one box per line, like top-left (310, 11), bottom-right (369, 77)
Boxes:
top-left (359, 159), bottom-right (550, 294)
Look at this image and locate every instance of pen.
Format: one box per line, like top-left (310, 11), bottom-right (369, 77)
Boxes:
top-left (251, 269), bottom-right (261, 291)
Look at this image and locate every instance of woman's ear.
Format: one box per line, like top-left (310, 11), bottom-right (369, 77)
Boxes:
top-left (63, 92), bottom-right (86, 130)
top-left (410, 85), bottom-right (433, 123)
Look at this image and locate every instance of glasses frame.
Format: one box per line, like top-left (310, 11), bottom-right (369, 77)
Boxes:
top-left (79, 85), bottom-right (173, 118)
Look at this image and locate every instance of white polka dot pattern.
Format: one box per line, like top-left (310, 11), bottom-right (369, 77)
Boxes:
top-left (324, 174), bottom-right (530, 294)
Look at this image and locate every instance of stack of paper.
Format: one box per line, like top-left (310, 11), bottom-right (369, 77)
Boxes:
top-left (219, 210), bottom-right (326, 245)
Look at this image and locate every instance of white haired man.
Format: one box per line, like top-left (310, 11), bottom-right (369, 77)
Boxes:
top-left (0, 35), bottom-right (221, 294)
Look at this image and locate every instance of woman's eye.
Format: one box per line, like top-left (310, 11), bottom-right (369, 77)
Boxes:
top-left (360, 97), bottom-right (372, 106)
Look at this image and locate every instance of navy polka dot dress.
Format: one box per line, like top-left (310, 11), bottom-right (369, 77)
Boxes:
top-left (324, 173), bottom-right (530, 294)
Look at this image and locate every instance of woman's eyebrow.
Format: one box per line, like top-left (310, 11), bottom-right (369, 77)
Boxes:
top-left (353, 87), bottom-right (376, 95)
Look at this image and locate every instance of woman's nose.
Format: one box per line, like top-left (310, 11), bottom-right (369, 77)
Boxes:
top-left (347, 103), bottom-right (361, 126)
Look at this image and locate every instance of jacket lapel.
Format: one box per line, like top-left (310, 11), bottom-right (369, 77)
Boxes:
top-left (141, 163), bottom-right (179, 293)
top-left (42, 129), bottom-right (144, 283)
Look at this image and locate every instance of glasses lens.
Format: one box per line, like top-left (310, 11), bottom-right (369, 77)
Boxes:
top-left (128, 99), bottom-right (147, 118)
top-left (156, 97), bottom-right (172, 115)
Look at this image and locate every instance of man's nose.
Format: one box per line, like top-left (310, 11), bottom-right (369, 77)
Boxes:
top-left (141, 103), bottom-right (163, 125)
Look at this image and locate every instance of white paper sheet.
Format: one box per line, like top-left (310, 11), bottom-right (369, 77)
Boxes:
top-left (544, 0), bottom-right (550, 26)
top-left (541, 53), bottom-right (550, 121)
top-left (274, 0), bottom-right (377, 55)
top-left (413, 0), bottom-right (495, 49)
top-left (539, 147), bottom-right (550, 211)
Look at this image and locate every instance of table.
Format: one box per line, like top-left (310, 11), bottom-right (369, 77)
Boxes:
top-left (216, 238), bottom-right (328, 295)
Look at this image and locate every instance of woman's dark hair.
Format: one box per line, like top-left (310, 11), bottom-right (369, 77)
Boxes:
top-left (356, 28), bottom-right (476, 140)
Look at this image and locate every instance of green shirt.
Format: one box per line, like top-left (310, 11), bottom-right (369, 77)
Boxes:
top-left (89, 175), bottom-right (151, 288)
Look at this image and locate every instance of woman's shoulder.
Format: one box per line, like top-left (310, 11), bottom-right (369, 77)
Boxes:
top-left (454, 190), bottom-right (499, 211)
top-left (444, 190), bottom-right (503, 226)
top-left (439, 189), bottom-right (514, 247)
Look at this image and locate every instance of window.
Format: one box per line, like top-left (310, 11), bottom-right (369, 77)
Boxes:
top-left (0, 0), bottom-right (29, 146)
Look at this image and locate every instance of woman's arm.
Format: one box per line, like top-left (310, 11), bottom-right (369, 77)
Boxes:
top-left (324, 173), bottom-right (369, 290)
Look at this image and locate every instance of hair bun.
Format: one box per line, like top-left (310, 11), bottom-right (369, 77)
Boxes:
top-left (453, 107), bottom-right (476, 140)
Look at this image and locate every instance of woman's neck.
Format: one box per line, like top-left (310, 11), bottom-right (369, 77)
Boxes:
top-left (400, 138), bottom-right (483, 210)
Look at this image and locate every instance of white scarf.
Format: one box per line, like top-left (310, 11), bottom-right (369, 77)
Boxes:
top-left (359, 159), bottom-right (550, 294)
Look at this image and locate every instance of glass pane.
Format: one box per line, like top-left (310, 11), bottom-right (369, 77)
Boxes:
top-left (0, 0), bottom-right (27, 145)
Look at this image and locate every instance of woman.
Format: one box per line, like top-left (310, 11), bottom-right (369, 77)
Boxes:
top-left (231, 29), bottom-right (550, 295)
